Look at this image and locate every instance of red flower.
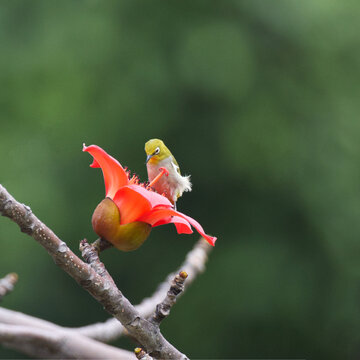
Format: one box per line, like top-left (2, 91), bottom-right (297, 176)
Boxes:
top-left (83, 144), bottom-right (216, 251)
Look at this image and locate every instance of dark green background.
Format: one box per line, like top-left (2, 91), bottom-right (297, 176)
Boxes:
top-left (1, 1), bottom-right (360, 359)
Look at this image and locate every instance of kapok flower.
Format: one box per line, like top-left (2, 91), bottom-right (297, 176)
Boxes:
top-left (83, 144), bottom-right (216, 251)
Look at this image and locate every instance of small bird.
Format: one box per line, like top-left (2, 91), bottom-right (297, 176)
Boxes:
top-left (145, 139), bottom-right (192, 209)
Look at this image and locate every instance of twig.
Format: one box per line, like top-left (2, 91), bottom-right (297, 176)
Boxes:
top-left (151, 271), bottom-right (188, 325)
top-left (0, 184), bottom-right (187, 359)
top-left (0, 237), bottom-right (211, 357)
top-left (75, 237), bottom-right (213, 342)
top-left (79, 238), bottom-right (116, 288)
top-left (0, 323), bottom-right (134, 359)
top-left (90, 237), bottom-right (114, 253)
top-left (135, 347), bottom-right (153, 360)
top-left (0, 273), bottom-right (18, 301)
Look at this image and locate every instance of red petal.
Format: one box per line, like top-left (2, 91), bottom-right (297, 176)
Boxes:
top-left (152, 215), bottom-right (193, 235)
top-left (179, 212), bottom-right (217, 246)
top-left (83, 144), bottom-right (129, 198)
top-left (126, 184), bottom-right (173, 208)
top-left (138, 208), bottom-right (174, 226)
top-left (171, 216), bottom-right (194, 234)
top-left (138, 208), bottom-right (217, 246)
top-left (89, 158), bottom-right (101, 168)
top-left (113, 186), bottom-right (152, 225)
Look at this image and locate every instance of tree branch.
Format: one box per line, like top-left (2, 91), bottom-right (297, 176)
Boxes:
top-left (0, 307), bottom-right (58, 331)
top-left (0, 236), bottom-right (212, 357)
top-left (0, 306), bottom-right (133, 359)
top-left (79, 238), bottom-right (116, 288)
top-left (0, 323), bottom-right (134, 359)
top-left (151, 271), bottom-right (188, 325)
top-left (135, 347), bottom-right (153, 360)
top-left (75, 237), bottom-right (213, 342)
top-left (0, 273), bottom-right (18, 301)
top-left (0, 184), bottom-right (187, 359)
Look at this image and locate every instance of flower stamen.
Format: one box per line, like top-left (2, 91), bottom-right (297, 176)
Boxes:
top-left (129, 174), bottom-right (140, 185)
top-left (148, 167), bottom-right (169, 188)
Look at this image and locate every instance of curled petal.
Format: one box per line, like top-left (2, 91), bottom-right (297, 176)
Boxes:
top-left (152, 215), bottom-right (193, 234)
top-left (138, 208), bottom-right (217, 246)
top-left (83, 144), bottom-right (129, 198)
top-left (179, 212), bottom-right (217, 246)
top-left (171, 216), bottom-right (194, 234)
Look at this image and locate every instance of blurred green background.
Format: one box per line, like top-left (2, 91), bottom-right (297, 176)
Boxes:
top-left (1, 0), bottom-right (360, 358)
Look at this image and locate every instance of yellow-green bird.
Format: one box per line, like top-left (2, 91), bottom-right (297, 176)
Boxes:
top-left (145, 139), bottom-right (192, 209)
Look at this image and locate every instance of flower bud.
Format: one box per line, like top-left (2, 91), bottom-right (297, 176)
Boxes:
top-left (92, 198), bottom-right (151, 251)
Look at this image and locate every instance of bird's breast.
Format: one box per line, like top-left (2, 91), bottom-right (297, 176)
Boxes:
top-left (146, 158), bottom-right (181, 201)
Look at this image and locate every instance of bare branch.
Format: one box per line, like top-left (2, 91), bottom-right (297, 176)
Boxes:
top-left (0, 307), bottom-right (136, 359)
top-left (0, 323), bottom-right (134, 359)
top-left (79, 238), bottom-right (117, 288)
top-left (0, 240), bottom-right (210, 357)
top-left (75, 237), bottom-right (213, 342)
top-left (0, 184), bottom-right (187, 359)
top-left (92, 237), bottom-right (114, 252)
top-left (0, 307), bottom-right (59, 331)
top-left (151, 271), bottom-right (188, 325)
top-left (0, 273), bottom-right (18, 301)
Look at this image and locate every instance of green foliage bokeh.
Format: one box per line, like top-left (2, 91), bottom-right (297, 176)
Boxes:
top-left (1, 1), bottom-right (360, 358)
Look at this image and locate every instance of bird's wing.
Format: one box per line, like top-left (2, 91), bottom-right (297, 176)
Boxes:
top-left (171, 156), bottom-right (181, 175)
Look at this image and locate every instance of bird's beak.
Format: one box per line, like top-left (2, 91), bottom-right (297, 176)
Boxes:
top-left (146, 154), bottom-right (152, 164)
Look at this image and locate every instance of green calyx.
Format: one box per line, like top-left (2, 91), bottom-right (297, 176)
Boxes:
top-left (91, 198), bottom-right (151, 252)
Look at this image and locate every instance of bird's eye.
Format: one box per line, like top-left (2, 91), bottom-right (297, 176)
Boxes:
top-left (154, 147), bottom-right (160, 155)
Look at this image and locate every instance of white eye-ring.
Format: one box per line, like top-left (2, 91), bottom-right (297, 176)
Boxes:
top-left (154, 147), bottom-right (160, 155)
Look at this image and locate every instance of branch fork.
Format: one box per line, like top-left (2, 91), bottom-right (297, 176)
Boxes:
top-left (0, 184), bottom-right (213, 359)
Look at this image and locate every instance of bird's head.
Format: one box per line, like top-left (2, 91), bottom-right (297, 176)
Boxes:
top-left (145, 139), bottom-right (171, 164)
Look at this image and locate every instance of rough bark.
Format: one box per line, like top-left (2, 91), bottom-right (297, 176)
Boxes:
top-left (75, 237), bottom-right (213, 342)
top-left (0, 184), bottom-right (187, 359)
